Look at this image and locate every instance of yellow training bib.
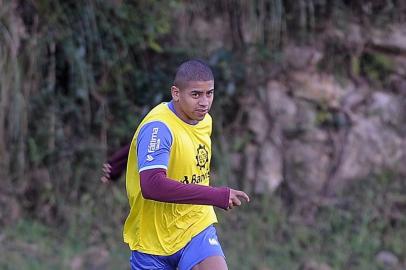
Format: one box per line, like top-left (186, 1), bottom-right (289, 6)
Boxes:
top-left (123, 103), bottom-right (217, 255)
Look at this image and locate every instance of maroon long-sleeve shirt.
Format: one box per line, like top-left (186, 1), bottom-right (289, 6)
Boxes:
top-left (107, 144), bottom-right (130, 181)
top-left (140, 168), bottom-right (230, 209)
top-left (105, 145), bottom-right (230, 209)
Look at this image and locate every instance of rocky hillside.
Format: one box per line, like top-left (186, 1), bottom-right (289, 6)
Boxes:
top-left (175, 8), bottom-right (406, 199)
top-left (241, 24), bottom-right (406, 197)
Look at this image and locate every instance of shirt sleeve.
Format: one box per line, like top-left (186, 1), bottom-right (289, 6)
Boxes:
top-left (137, 121), bottom-right (172, 172)
top-left (107, 144), bottom-right (130, 165)
top-left (107, 144), bottom-right (130, 181)
top-left (140, 168), bottom-right (230, 210)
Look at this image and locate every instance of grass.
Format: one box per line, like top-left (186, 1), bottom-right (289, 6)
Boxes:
top-left (0, 218), bottom-right (130, 270)
top-left (1, 172), bottom-right (405, 270)
top-left (218, 171), bottom-right (406, 270)
top-left (0, 179), bottom-right (131, 270)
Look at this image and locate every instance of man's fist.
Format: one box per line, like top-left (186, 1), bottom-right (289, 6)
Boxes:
top-left (228, 189), bottom-right (250, 210)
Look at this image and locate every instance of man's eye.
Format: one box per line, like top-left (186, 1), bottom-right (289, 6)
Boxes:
top-left (192, 93), bottom-right (199, 98)
top-left (207, 91), bottom-right (213, 96)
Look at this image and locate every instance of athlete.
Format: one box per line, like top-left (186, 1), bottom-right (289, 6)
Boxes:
top-left (123, 59), bottom-right (250, 270)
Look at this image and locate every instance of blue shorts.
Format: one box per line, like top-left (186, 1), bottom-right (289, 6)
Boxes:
top-left (129, 225), bottom-right (225, 270)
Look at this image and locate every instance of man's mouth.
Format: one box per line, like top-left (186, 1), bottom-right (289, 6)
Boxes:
top-left (196, 109), bottom-right (208, 114)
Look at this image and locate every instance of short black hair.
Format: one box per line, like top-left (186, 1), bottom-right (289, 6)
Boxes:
top-left (173, 59), bottom-right (214, 89)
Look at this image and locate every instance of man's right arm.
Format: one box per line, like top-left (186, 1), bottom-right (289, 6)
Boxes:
top-left (137, 121), bottom-right (249, 210)
top-left (140, 168), bottom-right (230, 210)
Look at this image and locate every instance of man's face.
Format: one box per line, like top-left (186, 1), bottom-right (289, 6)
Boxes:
top-left (171, 80), bottom-right (214, 124)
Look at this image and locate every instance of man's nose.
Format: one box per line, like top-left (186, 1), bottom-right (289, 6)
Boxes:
top-left (199, 96), bottom-right (210, 107)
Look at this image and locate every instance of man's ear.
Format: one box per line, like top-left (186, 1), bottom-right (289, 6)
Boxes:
top-left (171, 86), bottom-right (180, 102)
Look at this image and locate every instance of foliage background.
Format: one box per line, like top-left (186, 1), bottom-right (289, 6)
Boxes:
top-left (0, 0), bottom-right (405, 269)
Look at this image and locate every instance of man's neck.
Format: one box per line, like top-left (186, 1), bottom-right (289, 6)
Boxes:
top-left (168, 100), bottom-right (198, 125)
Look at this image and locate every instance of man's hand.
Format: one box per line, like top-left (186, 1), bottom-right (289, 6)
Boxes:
top-left (228, 189), bottom-right (250, 210)
top-left (100, 163), bottom-right (112, 183)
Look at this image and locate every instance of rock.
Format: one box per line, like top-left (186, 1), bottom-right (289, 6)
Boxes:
top-left (325, 23), bottom-right (365, 53)
top-left (175, 11), bottom-right (227, 53)
top-left (376, 250), bottom-right (399, 267)
top-left (283, 45), bottom-right (323, 71)
top-left (397, 141), bottom-right (406, 175)
top-left (367, 91), bottom-right (404, 126)
top-left (332, 117), bottom-right (404, 190)
top-left (266, 80), bottom-right (298, 132)
top-left (346, 23), bottom-right (365, 50)
top-left (289, 71), bottom-right (349, 108)
top-left (285, 130), bottom-right (331, 195)
top-left (341, 85), bottom-right (368, 112)
top-left (248, 104), bottom-right (269, 143)
top-left (295, 100), bottom-right (318, 132)
top-left (245, 80), bottom-right (298, 193)
top-left (389, 74), bottom-right (406, 93)
top-left (392, 56), bottom-right (406, 76)
top-left (299, 260), bottom-right (332, 270)
top-left (70, 246), bottom-right (109, 270)
top-left (242, 54), bottom-right (406, 198)
top-left (255, 142), bottom-right (283, 193)
top-left (369, 24), bottom-right (406, 54)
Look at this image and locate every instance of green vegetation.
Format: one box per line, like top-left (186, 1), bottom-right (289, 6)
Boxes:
top-left (218, 171), bottom-right (406, 270)
top-left (1, 172), bottom-right (404, 269)
top-left (361, 52), bottom-right (395, 87)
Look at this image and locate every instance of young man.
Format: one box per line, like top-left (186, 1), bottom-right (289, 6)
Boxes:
top-left (123, 59), bottom-right (249, 270)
